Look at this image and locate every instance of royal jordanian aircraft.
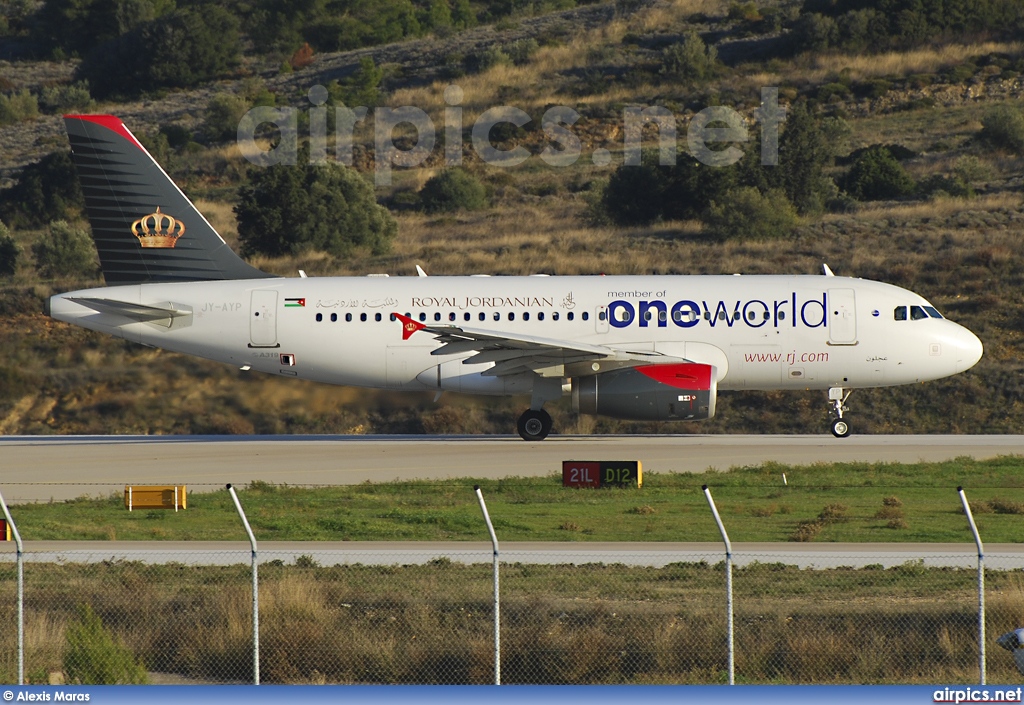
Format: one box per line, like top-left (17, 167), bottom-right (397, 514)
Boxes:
top-left (46, 115), bottom-right (984, 440)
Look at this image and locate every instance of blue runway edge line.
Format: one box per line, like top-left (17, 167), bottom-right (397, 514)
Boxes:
top-left (1, 685), bottom-right (1020, 705)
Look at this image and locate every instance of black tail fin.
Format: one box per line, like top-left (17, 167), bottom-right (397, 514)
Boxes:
top-left (64, 115), bottom-right (274, 285)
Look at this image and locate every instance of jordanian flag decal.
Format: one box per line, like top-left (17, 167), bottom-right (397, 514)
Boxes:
top-left (285, 298), bottom-right (306, 307)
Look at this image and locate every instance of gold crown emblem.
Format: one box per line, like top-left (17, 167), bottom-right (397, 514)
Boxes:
top-left (131, 207), bottom-right (185, 248)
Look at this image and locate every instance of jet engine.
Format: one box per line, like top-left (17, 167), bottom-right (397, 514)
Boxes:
top-left (572, 363), bottom-right (717, 421)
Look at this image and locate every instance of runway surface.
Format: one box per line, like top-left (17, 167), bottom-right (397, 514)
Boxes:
top-left (2, 540), bottom-right (1022, 569)
top-left (1, 434), bottom-right (1022, 503)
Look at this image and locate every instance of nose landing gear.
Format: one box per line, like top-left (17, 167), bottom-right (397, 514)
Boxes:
top-left (829, 387), bottom-right (852, 438)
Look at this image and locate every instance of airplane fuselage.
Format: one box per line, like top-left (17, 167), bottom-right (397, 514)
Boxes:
top-left (49, 274), bottom-right (983, 397)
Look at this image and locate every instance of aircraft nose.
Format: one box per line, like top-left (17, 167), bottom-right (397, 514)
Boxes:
top-left (954, 326), bottom-right (984, 373)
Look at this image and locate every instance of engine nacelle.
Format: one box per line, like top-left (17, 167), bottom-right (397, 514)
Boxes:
top-left (572, 363), bottom-right (717, 421)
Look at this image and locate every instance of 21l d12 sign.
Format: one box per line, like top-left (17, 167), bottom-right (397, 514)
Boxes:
top-left (562, 461), bottom-right (642, 488)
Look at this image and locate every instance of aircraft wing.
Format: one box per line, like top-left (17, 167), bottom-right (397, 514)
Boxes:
top-left (393, 313), bottom-right (679, 378)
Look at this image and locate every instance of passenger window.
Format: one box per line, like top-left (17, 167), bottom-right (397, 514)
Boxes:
top-left (449, 312), bottom-right (456, 321)
top-left (464, 312), bottom-right (471, 321)
top-left (910, 305), bottom-right (928, 320)
top-left (924, 306), bottom-right (943, 319)
top-left (434, 313), bottom-right (441, 322)
top-left (582, 312), bottom-right (590, 321)
top-left (316, 313), bottom-right (323, 322)
top-left (538, 312), bottom-right (545, 321)
top-left (523, 312), bottom-right (530, 321)
top-left (508, 312), bottom-right (515, 321)
top-left (894, 306), bottom-right (907, 321)
top-left (345, 313), bottom-right (352, 322)
top-left (360, 313), bottom-right (367, 322)
top-left (659, 310), bottom-right (667, 322)
top-left (644, 311), bottom-right (652, 321)
top-left (552, 312), bottom-right (559, 321)
top-left (599, 311), bottom-right (608, 321)
top-left (418, 312), bottom-right (426, 322)
top-left (330, 313), bottom-right (337, 322)
top-left (479, 312), bottom-right (486, 321)
top-left (747, 311), bottom-right (755, 321)
top-left (703, 312), bottom-right (711, 320)
top-left (493, 312), bottom-right (500, 321)
top-left (778, 311), bottom-right (785, 321)
top-left (567, 312), bottom-right (574, 321)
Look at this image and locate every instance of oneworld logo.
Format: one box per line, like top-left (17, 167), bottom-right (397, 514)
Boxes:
top-left (607, 292), bottom-right (828, 330)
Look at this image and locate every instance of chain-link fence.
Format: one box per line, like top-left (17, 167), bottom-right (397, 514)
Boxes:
top-left (2, 543), bottom-right (1024, 685)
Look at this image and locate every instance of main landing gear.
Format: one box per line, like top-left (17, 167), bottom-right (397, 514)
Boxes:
top-left (829, 387), bottom-right (852, 438)
top-left (517, 408), bottom-right (553, 441)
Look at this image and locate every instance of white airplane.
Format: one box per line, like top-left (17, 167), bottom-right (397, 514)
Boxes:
top-left (47, 115), bottom-right (984, 440)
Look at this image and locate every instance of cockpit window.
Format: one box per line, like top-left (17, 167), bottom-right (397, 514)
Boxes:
top-left (910, 305), bottom-right (928, 320)
top-left (923, 306), bottom-right (943, 319)
top-left (894, 306), bottom-right (907, 321)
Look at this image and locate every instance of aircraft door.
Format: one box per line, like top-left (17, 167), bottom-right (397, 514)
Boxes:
top-left (249, 290), bottom-right (279, 347)
top-left (828, 288), bottom-right (857, 345)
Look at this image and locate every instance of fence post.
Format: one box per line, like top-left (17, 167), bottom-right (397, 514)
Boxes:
top-left (958, 486), bottom-right (985, 685)
top-left (227, 484), bottom-right (259, 685)
top-left (0, 490), bottom-right (23, 686)
top-left (474, 485), bottom-right (500, 685)
top-left (702, 485), bottom-right (734, 685)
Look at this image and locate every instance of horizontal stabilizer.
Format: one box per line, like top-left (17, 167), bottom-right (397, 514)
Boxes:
top-left (67, 297), bottom-right (192, 327)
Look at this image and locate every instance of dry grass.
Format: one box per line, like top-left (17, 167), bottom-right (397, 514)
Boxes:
top-left (791, 41), bottom-right (1024, 85)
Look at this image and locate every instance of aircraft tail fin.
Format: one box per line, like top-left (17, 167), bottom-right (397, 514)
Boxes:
top-left (63, 114), bottom-right (274, 285)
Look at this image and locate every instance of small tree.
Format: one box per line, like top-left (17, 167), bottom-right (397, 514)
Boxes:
top-left (32, 220), bottom-right (98, 279)
top-left (0, 150), bottom-right (84, 229)
top-left (601, 162), bottom-right (667, 226)
top-left (0, 221), bottom-right (19, 277)
top-left (419, 168), bottom-right (487, 213)
top-left (660, 31), bottom-right (719, 83)
top-left (205, 93), bottom-right (249, 143)
top-left (64, 604), bottom-right (147, 685)
top-left (236, 160), bottom-right (397, 258)
top-left (979, 105), bottom-right (1024, 154)
top-left (844, 145), bottom-right (916, 201)
top-left (705, 187), bottom-right (798, 240)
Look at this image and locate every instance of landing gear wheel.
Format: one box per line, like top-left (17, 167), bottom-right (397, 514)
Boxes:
top-left (517, 409), bottom-right (553, 441)
top-left (831, 418), bottom-right (851, 438)
top-left (827, 387), bottom-right (852, 439)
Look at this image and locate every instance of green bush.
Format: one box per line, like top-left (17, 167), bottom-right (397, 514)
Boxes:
top-left (0, 221), bottom-right (19, 277)
top-left (236, 160), bottom-right (397, 258)
top-left (205, 93), bottom-right (249, 143)
top-left (844, 145), bottom-right (916, 201)
top-left (660, 31), bottom-right (719, 83)
top-left (705, 187), bottom-right (798, 241)
top-left (32, 220), bottom-right (98, 279)
top-left (32, 0), bottom-right (175, 59)
top-left (918, 174), bottom-right (973, 199)
top-left (979, 105), bottom-right (1024, 154)
top-left (64, 604), bottom-right (147, 685)
top-left (328, 57), bottom-right (385, 108)
top-left (78, 5), bottom-right (241, 98)
top-left (601, 161), bottom-right (668, 227)
top-left (37, 82), bottom-right (94, 114)
top-left (419, 168), bottom-right (488, 213)
top-left (0, 89), bottom-right (38, 124)
top-left (0, 151), bottom-right (84, 229)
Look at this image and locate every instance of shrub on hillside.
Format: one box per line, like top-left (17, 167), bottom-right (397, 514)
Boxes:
top-left (0, 89), bottom-right (38, 124)
top-left (0, 151), bottom-right (84, 229)
top-left (0, 221), bottom-right (19, 277)
top-left (660, 31), bottom-right (719, 83)
top-left (979, 105), bottom-right (1024, 154)
top-left (419, 169), bottom-right (488, 213)
top-left (843, 146), bottom-right (916, 201)
top-left (38, 81), bottom-right (94, 114)
top-left (33, 220), bottom-right (98, 279)
top-left (705, 187), bottom-right (798, 240)
top-left (236, 160), bottom-right (397, 258)
top-left (78, 5), bottom-right (241, 98)
top-left (601, 161), bottom-right (667, 227)
top-left (204, 93), bottom-right (249, 143)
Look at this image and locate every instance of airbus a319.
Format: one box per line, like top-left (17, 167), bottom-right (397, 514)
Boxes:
top-left (47, 115), bottom-right (984, 440)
